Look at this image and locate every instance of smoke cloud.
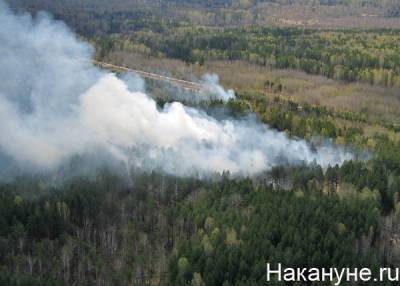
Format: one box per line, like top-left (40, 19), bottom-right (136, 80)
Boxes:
top-left (144, 72), bottom-right (235, 104)
top-left (0, 2), bottom-right (352, 177)
top-left (201, 74), bottom-right (235, 102)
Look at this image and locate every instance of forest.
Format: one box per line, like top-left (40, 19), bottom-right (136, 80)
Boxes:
top-left (2, 90), bottom-right (400, 284)
top-left (0, 164), bottom-right (387, 285)
top-left (1, 123), bottom-right (400, 285)
top-left (2, 0), bottom-right (400, 285)
top-left (7, 0), bottom-right (400, 34)
top-left (94, 28), bottom-right (400, 88)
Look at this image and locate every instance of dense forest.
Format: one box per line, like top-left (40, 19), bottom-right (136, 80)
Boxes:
top-left (0, 164), bottom-right (387, 285)
top-left (16, 0), bottom-right (400, 87)
top-left (3, 0), bottom-right (400, 285)
top-left (94, 28), bottom-right (400, 88)
top-left (7, 0), bottom-right (400, 33)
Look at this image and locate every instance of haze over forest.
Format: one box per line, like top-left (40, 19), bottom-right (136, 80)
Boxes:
top-left (1, 0), bottom-right (400, 285)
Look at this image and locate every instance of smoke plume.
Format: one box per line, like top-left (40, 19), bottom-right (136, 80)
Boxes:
top-left (201, 74), bottom-right (235, 102)
top-left (0, 2), bottom-right (352, 177)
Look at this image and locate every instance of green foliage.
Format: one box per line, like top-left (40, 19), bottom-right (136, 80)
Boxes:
top-left (0, 170), bottom-right (207, 285)
top-left (0, 163), bottom-right (393, 285)
top-left (168, 179), bottom-right (380, 285)
top-left (110, 27), bottom-right (400, 87)
top-left (0, 272), bottom-right (56, 286)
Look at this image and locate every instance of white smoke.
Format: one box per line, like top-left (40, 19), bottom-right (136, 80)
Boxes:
top-left (147, 72), bottom-right (234, 104)
top-left (201, 74), bottom-right (235, 102)
top-left (0, 2), bottom-right (352, 177)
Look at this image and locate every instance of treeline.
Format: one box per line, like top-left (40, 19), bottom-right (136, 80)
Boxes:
top-left (120, 27), bottom-right (400, 87)
top-left (10, 0), bottom-right (400, 85)
top-left (228, 91), bottom-right (373, 149)
top-left (7, 0), bottom-right (181, 36)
